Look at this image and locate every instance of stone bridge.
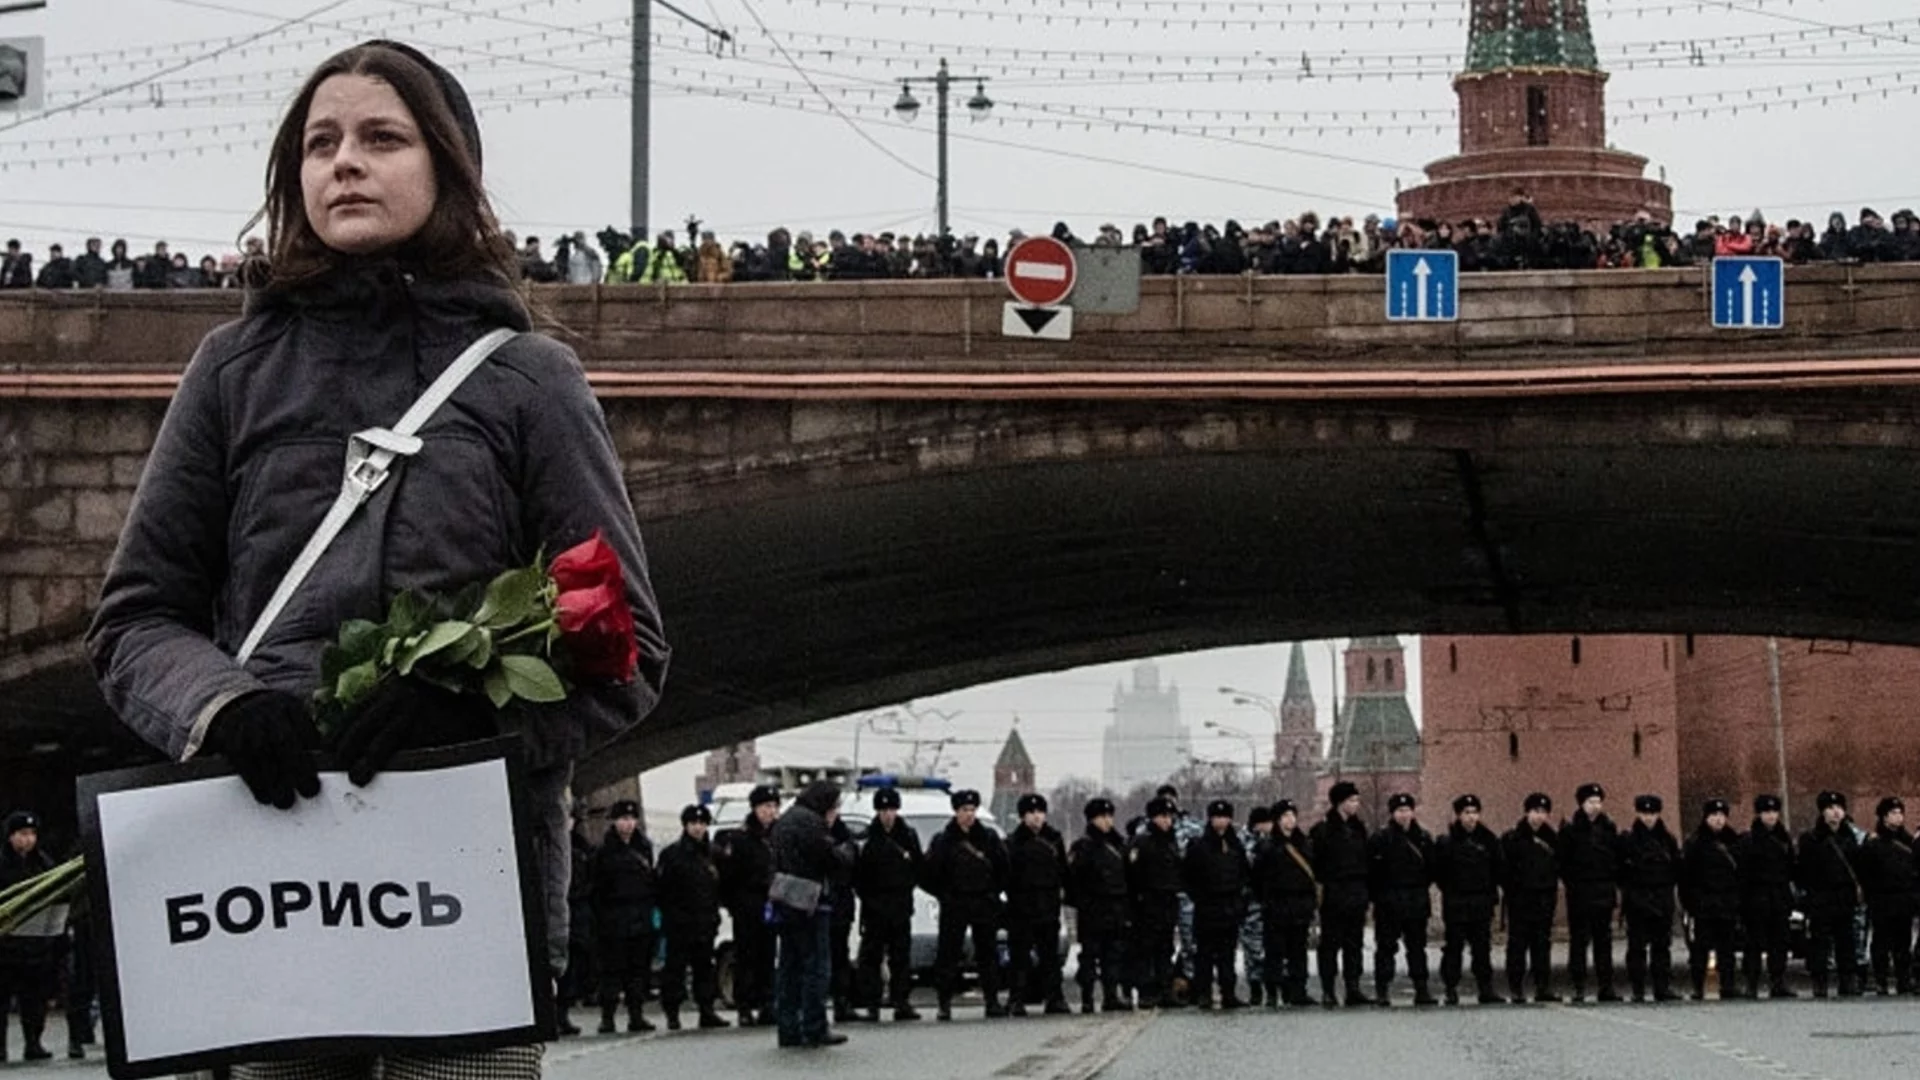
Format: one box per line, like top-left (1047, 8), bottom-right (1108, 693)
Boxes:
top-left (7, 265), bottom-right (1920, 790)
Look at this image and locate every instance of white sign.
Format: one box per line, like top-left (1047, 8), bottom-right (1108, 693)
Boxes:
top-left (83, 747), bottom-right (547, 1078)
top-left (1001, 302), bottom-right (1073, 341)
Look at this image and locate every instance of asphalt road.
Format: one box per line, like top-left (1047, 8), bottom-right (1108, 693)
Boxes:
top-left (22, 996), bottom-right (1920, 1079)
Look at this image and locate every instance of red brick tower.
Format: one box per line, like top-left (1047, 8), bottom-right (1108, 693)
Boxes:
top-left (1396, 0), bottom-right (1673, 227)
top-left (1272, 642), bottom-right (1325, 809)
top-left (990, 723), bottom-right (1036, 825)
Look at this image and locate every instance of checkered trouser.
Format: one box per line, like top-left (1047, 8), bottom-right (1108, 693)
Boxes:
top-left (226, 1045), bottom-right (543, 1080)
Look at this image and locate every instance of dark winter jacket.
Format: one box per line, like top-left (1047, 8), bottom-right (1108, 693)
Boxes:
top-left (1006, 822), bottom-right (1069, 920)
top-left (923, 819), bottom-right (1008, 906)
top-left (769, 786), bottom-right (844, 892)
top-left (1126, 822), bottom-right (1184, 904)
top-left (1067, 826), bottom-right (1130, 933)
top-left (1367, 820), bottom-right (1434, 921)
top-left (1796, 818), bottom-right (1864, 914)
top-left (1558, 811), bottom-right (1621, 911)
top-left (73, 251), bottom-right (109, 288)
top-left (1433, 821), bottom-right (1504, 924)
top-left (826, 816), bottom-right (859, 926)
top-left (717, 816), bottom-right (775, 914)
top-left (1311, 812), bottom-right (1370, 911)
top-left (854, 816), bottom-right (924, 922)
top-left (1680, 824), bottom-right (1743, 920)
top-left (1738, 820), bottom-right (1797, 910)
top-left (590, 828), bottom-right (657, 940)
top-left (1857, 824), bottom-right (1918, 902)
top-left (1253, 827), bottom-right (1318, 926)
top-left (567, 829), bottom-right (597, 945)
top-left (1616, 820), bottom-right (1681, 919)
top-left (34, 256), bottom-right (75, 289)
top-left (1182, 825), bottom-right (1251, 920)
top-left (656, 832), bottom-right (722, 931)
top-left (85, 268), bottom-right (668, 771)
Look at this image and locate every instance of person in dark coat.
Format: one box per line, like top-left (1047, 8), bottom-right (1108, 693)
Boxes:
top-left (1739, 794), bottom-right (1798, 998)
top-left (1253, 800), bottom-right (1317, 1007)
top-left (1311, 781), bottom-right (1372, 1007)
top-left (1367, 793), bottom-right (1436, 1006)
top-left (556, 804), bottom-right (597, 1036)
top-left (33, 245), bottom-right (75, 289)
top-left (657, 804), bottom-right (729, 1031)
top-left (717, 785), bottom-right (780, 1026)
top-left (1067, 798), bottom-right (1131, 1013)
top-left (1617, 795), bottom-right (1682, 1002)
top-left (0, 813), bottom-right (56, 1061)
top-left (1005, 793), bottom-right (1070, 1016)
top-left (1798, 790), bottom-right (1865, 997)
top-left (769, 780), bottom-right (853, 1049)
top-left (1680, 799), bottom-right (1745, 1000)
top-left (1559, 783), bottom-right (1623, 1002)
top-left (1126, 796), bottom-right (1183, 1008)
top-left (1432, 794), bottom-right (1504, 1005)
top-left (853, 786), bottom-right (923, 1021)
top-left (826, 813), bottom-right (860, 1024)
top-left (1182, 800), bottom-right (1250, 1009)
top-left (591, 801), bottom-right (658, 1033)
top-left (1858, 796), bottom-right (1917, 995)
top-left (1501, 792), bottom-right (1560, 1003)
top-left (72, 238), bottom-right (109, 288)
top-left (923, 789), bottom-right (1009, 1020)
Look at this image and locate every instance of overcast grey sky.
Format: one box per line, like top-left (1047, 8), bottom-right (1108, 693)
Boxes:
top-left (4, 0), bottom-right (1920, 254)
top-left (3, 0), bottom-right (1912, 801)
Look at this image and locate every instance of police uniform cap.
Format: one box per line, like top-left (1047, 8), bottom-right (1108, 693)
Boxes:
top-left (1702, 798), bottom-right (1730, 818)
top-left (1878, 796), bottom-right (1905, 820)
top-left (1247, 806), bottom-right (1274, 827)
top-left (1017, 793), bottom-right (1048, 816)
top-left (1576, 783), bottom-right (1606, 805)
top-left (681, 804), bottom-right (712, 825)
top-left (951, 789), bottom-right (982, 811)
top-left (1634, 794), bottom-right (1663, 814)
top-left (610, 799), bottom-right (641, 820)
top-left (1387, 793), bottom-right (1416, 812)
top-left (1084, 797), bottom-right (1116, 821)
top-left (1523, 792), bottom-right (1553, 813)
top-left (1452, 794), bottom-right (1481, 815)
top-left (1817, 790), bottom-right (1847, 811)
top-left (2, 811), bottom-right (37, 837)
top-left (1272, 799), bottom-right (1297, 819)
top-left (1328, 781), bottom-right (1360, 806)
top-left (748, 785), bottom-right (782, 808)
top-left (1156, 784), bottom-right (1180, 801)
top-left (872, 787), bottom-right (902, 812)
top-left (1145, 797), bottom-right (1175, 819)
top-left (1754, 794), bottom-right (1783, 814)
top-left (1206, 799), bottom-right (1234, 820)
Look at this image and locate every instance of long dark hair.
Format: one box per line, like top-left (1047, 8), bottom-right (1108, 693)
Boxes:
top-left (249, 42), bottom-right (517, 291)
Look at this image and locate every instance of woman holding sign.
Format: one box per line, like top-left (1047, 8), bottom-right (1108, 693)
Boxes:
top-left (87, 40), bottom-right (667, 1080)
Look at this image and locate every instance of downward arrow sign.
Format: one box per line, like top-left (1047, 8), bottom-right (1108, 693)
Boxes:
top-left (1015, 307), bottom-right (1060, 335)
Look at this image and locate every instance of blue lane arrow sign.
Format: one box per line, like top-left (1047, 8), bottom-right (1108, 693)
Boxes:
top-left (1386, 249), bottom-right (1458, 322)
top-left (1711, 256), bottom-right (1786, 330)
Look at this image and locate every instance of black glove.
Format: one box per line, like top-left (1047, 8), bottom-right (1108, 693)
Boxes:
top-left (203, 691), bottom-right (324, 810)
top-left (333, 679), bottom-right (498, 788)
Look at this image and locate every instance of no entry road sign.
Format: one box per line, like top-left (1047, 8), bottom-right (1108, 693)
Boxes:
top-left (1004, 236), bottom-right (1077, 307)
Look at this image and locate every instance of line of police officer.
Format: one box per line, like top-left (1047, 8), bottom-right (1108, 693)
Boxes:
top-left (566, 777), bottom-right (1919, 1034)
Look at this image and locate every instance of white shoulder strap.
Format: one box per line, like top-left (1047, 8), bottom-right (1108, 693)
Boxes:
top-left (235, 328), bottom-right (519, 664)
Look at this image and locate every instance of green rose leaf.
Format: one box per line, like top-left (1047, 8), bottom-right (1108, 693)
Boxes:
top-left (397, 620), bottom-right (478, 675)
top-left (336, 619), bottom-right (386, 663)
top-left (475, 566), bottom-right (550, 630)
top-left (498, 654), bottom-right (566, 703)
top-left (465, 627), bottom-right (495, 670)
top-left (482, 666), bottom-right (514, 710)
top-left (334, 660), bottom-right (383, 708)
top-left (386, 590), bottom-right (432, 639)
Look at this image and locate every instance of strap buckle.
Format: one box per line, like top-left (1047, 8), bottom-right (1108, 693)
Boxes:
top-left (344, 428), bottom-right (423, 499)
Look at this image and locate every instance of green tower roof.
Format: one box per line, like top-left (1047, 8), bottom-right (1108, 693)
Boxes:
top-left (1464, 0), bottom-right (1600, 74)
top-left (1282, 642), bottom-right (1314, 706)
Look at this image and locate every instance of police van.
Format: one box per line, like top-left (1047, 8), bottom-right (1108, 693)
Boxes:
top-left (705, 775), bottom-right (1004, 1005)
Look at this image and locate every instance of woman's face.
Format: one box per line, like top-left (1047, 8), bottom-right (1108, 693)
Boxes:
top-left (301, 74), bottom-right (437, 256)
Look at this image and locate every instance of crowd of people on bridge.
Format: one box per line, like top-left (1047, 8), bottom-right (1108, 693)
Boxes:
top-left (560, 773), bottom-right (1917, 1055)
top-left (9, 200), bottom-right (1920, 293)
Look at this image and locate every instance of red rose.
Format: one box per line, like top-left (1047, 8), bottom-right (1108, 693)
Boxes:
top-left (549, 532), bottom-right (639, 682)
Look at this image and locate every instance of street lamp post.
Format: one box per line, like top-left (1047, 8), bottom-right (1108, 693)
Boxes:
top-left (893, 59), bottom-right (993, 239)
top-left (1204, 720), bottom-right (1260, 777)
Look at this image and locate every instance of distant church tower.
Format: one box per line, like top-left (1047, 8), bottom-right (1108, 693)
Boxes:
top-left (990, 723), bottom-right (1035, 825)
top-left (1397, 0), bottom-right (1672, 226)
top-left (1321, 636), bottom-right (1422, 820)
top-left (1272, 643), bottom-right (1325, 808)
